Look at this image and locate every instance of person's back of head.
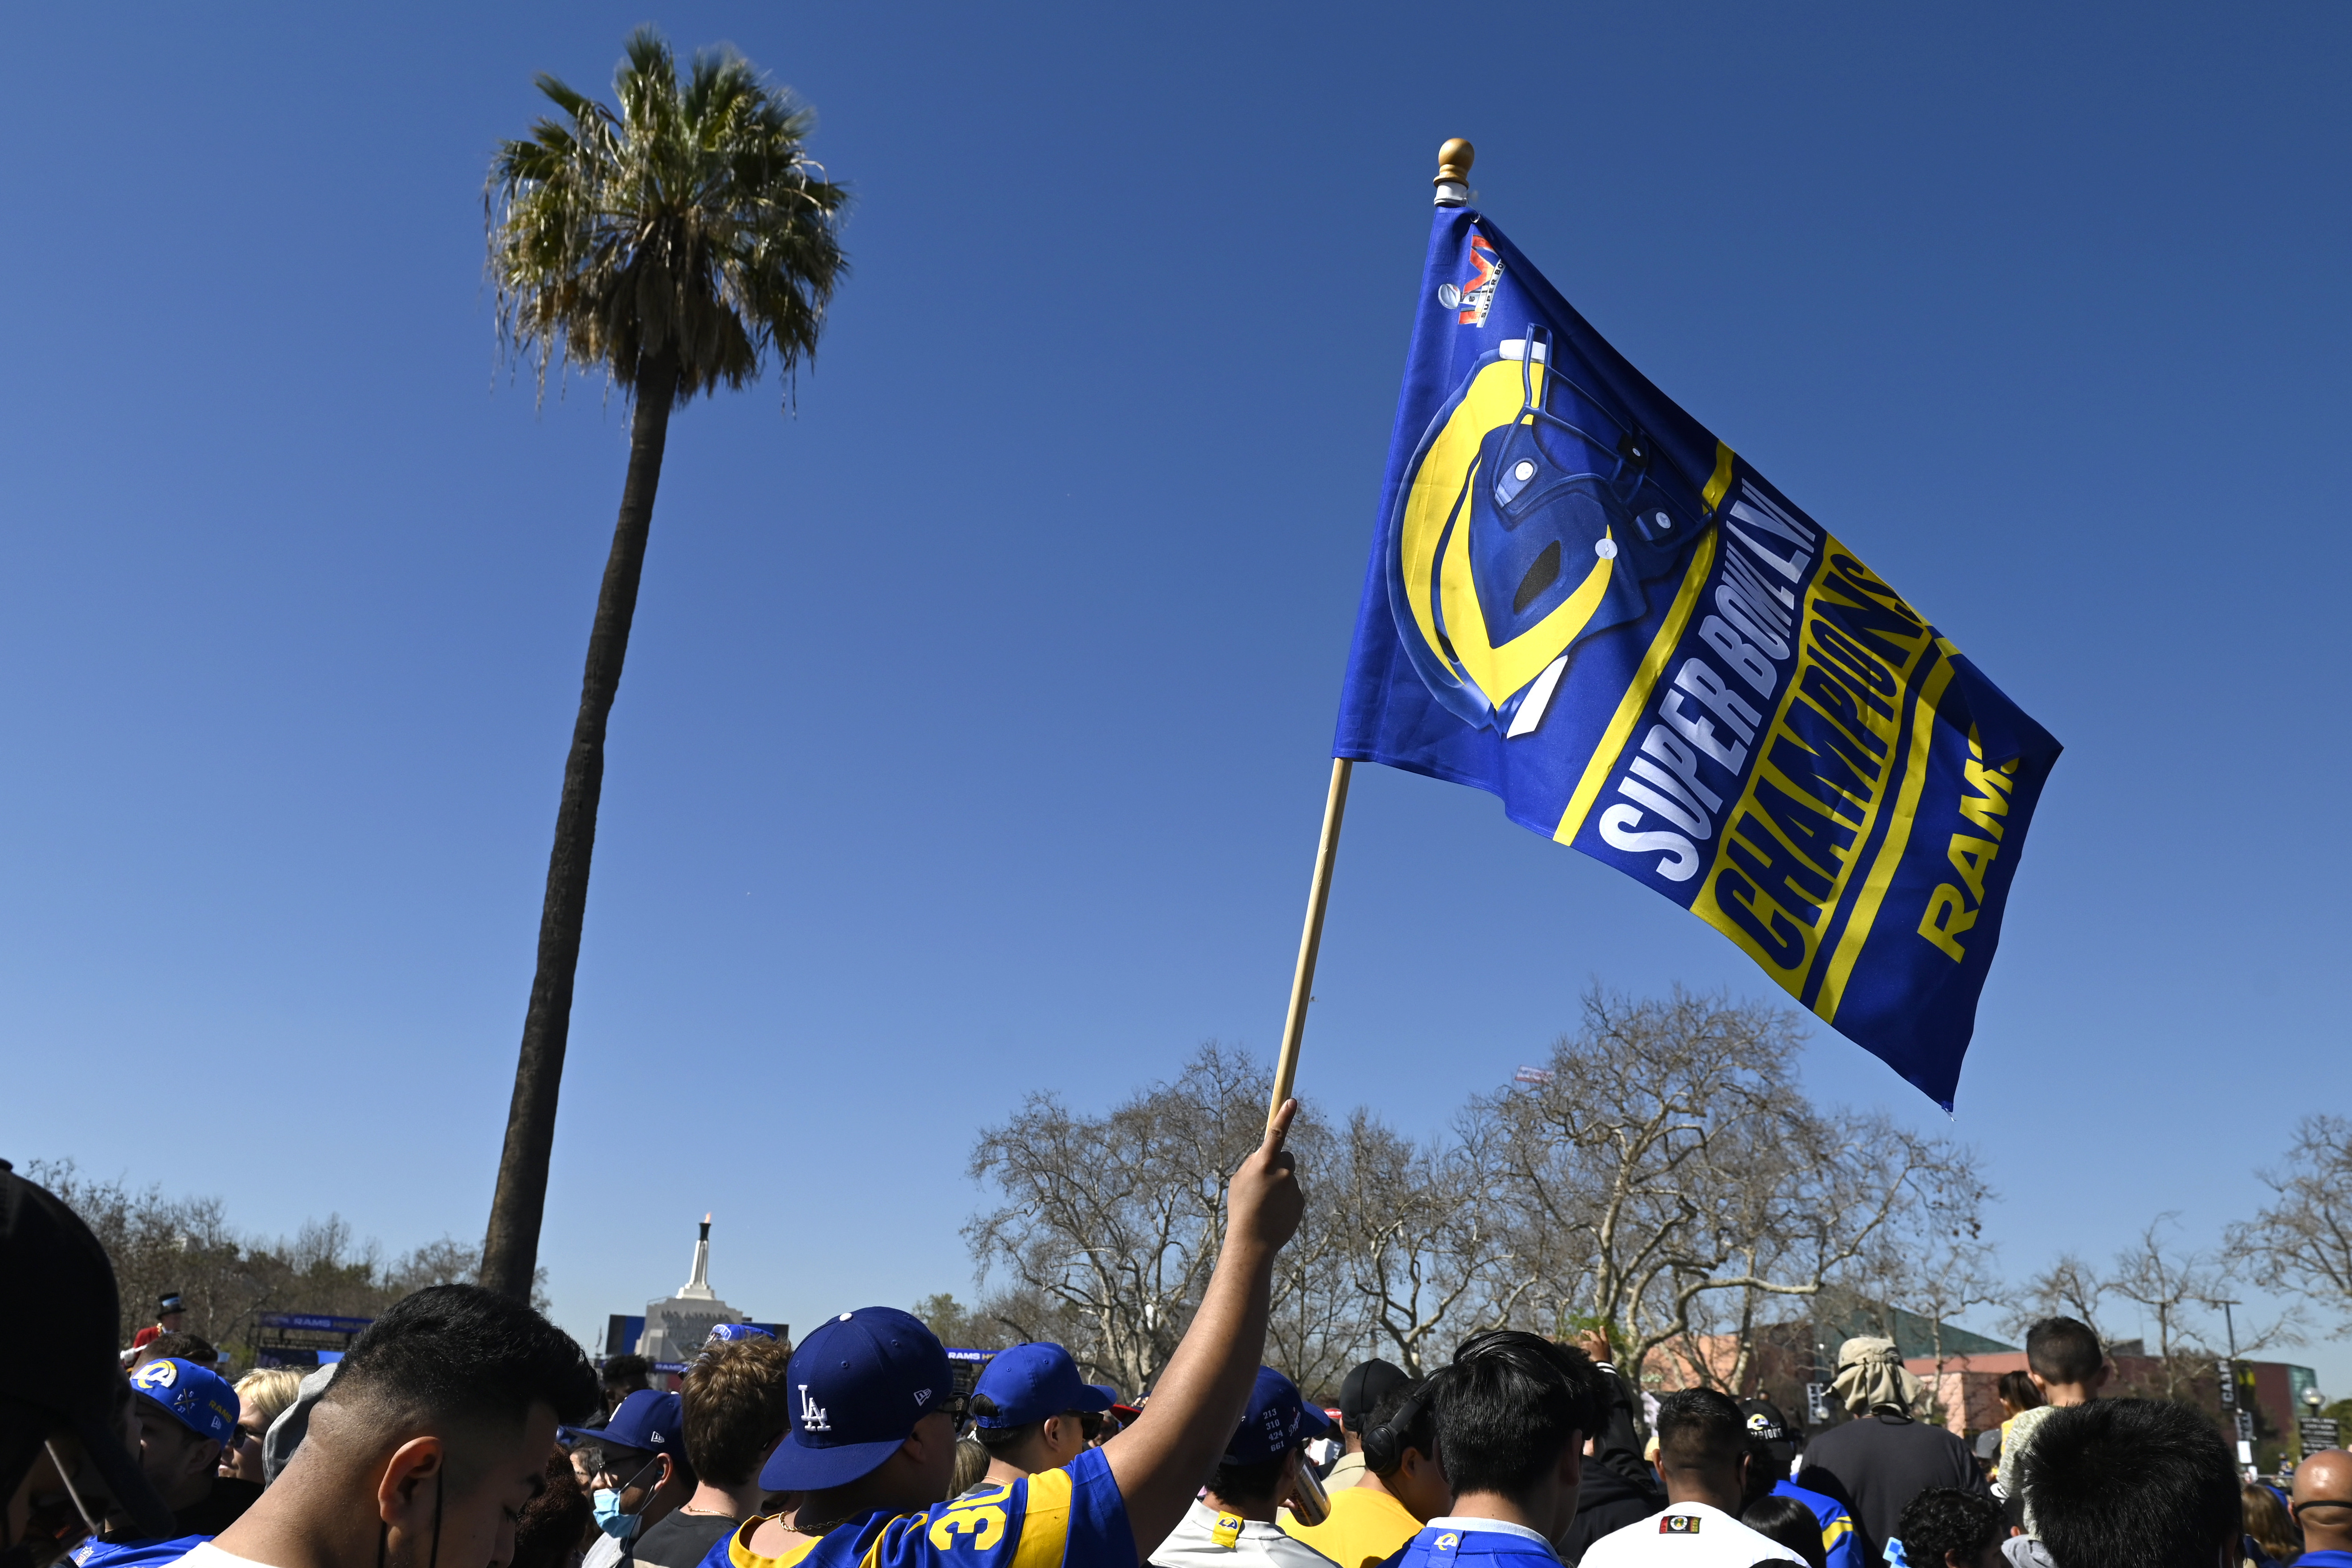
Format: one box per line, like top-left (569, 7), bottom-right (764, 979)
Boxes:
top-left (2241, 1481), bottom-right (2299, 1564)
top-left (1654, 1388), bottom-right (1748, 1511)
top-left (950, 1436), bottom-right (989, 1499)
top-left (2022, 1319), bottom-right (2101, 1391)
top-left (246, 1284), bottom-right (601, 1568)
top-left (1338, 1360), bottom-right (1410, 1442)
top-left (507, 1453), bottom-right (592, 1568)
top-left (1997, 1369), bottom-right (2041, 1417)
top-left (603, 1355), bottom-right (653, 1405)
top-left (682, 1336), bottom-right (793, 1489)
top-left (1427, 1330), bottom-right (1603, 1531)
top-left (1360, 1376), bottom-right (1449, 1522)
top-left (1894, 1487), bottom-right (2002, 1568)
top-left (1740, 1493), bottom-right (1826, 1568)
top-left (136, 1332), bottom-right (218, 1368)
top-left (2023, 1399), bottom-right (2238, 1568)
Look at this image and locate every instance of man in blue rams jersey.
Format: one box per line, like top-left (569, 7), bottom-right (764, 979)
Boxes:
top-left (1386, 1332), bottom-right (1608, 1568)
top-left (708, 1104), bottom-right (1308, 1568)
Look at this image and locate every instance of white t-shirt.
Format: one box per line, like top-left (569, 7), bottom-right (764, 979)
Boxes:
top-left (1151, 1499), bottom-right (1342, 1568)
top-left (1579, 1502), bottom-right (1802, 1568)
top-left (165, 1546), bottom-right (278, 1568)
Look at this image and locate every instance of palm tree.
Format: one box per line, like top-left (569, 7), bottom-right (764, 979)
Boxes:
top-left (478, 29), bottom-right (847, 1301)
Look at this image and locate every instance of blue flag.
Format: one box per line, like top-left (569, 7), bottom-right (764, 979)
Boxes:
top-left (1334, 208), bottom-right (2060, 1109)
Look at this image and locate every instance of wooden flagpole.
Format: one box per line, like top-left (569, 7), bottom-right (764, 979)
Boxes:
top-left (1266, 757), bottom-right (1353, 1124)
top-left (1267, 139), bottom-right (1474, 1129)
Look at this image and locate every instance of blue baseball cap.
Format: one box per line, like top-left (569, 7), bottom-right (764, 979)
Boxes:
top-left (971, 1343), bottom-right (1114, 1429)
top-left (1222, 1366), bottom-right (1332, 1465)
top-left (128, 1357), bottom-right (239, 1445)
top-left (560, 1390), bottom-right (684, 1456)
top-left (708, 1322), bottom-right (774, 1343)
top-left (760, 1307), bottom-right (952, 1492)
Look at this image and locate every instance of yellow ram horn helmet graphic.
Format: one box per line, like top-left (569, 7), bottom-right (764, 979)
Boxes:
top-left (1383, 329), bottom-right (1696, 734)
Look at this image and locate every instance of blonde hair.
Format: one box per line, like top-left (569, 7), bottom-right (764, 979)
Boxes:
top-left (233, 1368), bottom-right (306, 1431)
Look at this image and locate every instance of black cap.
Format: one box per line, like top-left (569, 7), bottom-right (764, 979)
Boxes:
top-left (1338, 1359), bottom-right (1410, 1433)
top-left (1740, 1397), bottom-right (1800, 1466)
top-left (1, 1164), bottom-right (178, 1538)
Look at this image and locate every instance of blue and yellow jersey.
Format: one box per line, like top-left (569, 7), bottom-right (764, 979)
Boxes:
top-left (1772, 1479), bottom-right (1858, 1568)
top-left (713, 1448), bottom-right (1134, 1568)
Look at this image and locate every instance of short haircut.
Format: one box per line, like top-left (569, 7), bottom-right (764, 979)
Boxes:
top-left (1207, 1451), bottom-right (1292, 1507)
top-left (2024, 1400), bottom-right (2240, 1568)
top-left (1997, 1369), bottom-right (2041, 1412)
top-left (1366, 1377), bottom-right (1437, 1465)
top-left (327, 1286), bottom-right (601, 1437)
top-left (602, 1355), bottom-right (652, 1388)
top-left (1897, 1487), bottom-right (2002, 1568)
top-left (967, 1393), bottom-right (1042, 1457)
top-left (142, 1332), bottom-right (217, 1365)
top-left (2024, 1317), bottom-right (2102, 1384)
top-left (1428, 1331), bottom-right (1605, 1500)
top-left (1655, 1388), bottom-right (1746, 1473)
top-left (1742, 1493), bottom-right (1827, 1568)
top-left (682, 1337), bottom-right (792, 1487)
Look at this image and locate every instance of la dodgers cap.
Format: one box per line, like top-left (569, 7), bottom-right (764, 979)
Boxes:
top-left (761, 1307), bottom-right (951, 1492)
top-left (560, 1389), bottom-right (684, 1455)
top-left (971, 1343), bottom-right (1113, 1429)
top-left (128, 1358), bottom-right (241, 1445)
top-left (0, 1162), bottom-right (178, 1539)
top-left (1223, 1365), bottom-right (1332, 1465)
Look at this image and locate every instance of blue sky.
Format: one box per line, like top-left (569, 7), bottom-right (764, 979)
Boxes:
top-left (4, 2), bottom-right (2346, 1389)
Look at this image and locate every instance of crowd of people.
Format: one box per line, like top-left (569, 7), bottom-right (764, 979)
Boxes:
top-left (6, 1119), bottom-right (2348, 1568)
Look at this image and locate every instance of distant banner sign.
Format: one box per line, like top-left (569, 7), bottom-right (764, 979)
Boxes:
top-left (2300, 1417), bottom-right (2342, 1457)
top-left (258, 1313), bottom-right (375, 1334)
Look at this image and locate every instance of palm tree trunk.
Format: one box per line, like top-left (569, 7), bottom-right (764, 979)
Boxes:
top-left (480, 352), bottom-right (680, 1302)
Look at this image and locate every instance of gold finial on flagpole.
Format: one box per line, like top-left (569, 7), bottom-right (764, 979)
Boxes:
top-left (1434, 139), bottom-right (1474, 206)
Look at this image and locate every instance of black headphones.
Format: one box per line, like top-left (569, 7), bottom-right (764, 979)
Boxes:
top-left (1361, 1382), bottom-right (1433, 1477)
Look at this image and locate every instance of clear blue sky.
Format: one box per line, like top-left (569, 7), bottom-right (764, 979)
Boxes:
top-left (4, 2), bottom-right (2346, 1388)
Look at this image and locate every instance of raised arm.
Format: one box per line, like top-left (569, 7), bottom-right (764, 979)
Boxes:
top-left (1102, 1101), bottom-right (1305, 1561)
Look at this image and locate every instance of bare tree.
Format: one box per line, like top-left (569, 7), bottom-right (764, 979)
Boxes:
top-left (965, 1043), bottom-right (1328, 1394)
top-left (1323, 1108), bottom-right (1525, 1376)
top-left (1478, 987), bottom-right (1987, 1391)
top-left (2231, 1115), bottom-right (2352, 1338)
top-left (2106, 1216), bottom-right (2220, 1400)
top-left (2008, 1252), bottom-right (2111, 1345)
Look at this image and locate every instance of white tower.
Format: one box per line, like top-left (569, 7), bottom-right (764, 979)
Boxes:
top-left (636, 1214), bottom-right (748, 1363)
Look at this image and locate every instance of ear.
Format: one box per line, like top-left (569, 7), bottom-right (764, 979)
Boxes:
top-left (378, 1436), bottom-right (446, 1524)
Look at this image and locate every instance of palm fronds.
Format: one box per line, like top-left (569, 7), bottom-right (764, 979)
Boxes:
top-left (487, 27), bottom-right (848, 407)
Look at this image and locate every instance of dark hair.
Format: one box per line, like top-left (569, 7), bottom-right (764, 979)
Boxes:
top-left (2025, 1400), bottom-right (2240, 1568)
top-left (328, 1285), bottom-right (601, 1434)
top-left (1364, 1378), bottom-right (1437, 1474)
top-left (1896, 1487), bottom-right (2002, 1568)
top-left (1207, 1451), bottom-right (1292, 1507)
top-left (1656, 1388), bottom-right (1746, 1474)
top-left (1998, 1369), bottom-right (2041, 1413)
top-left (683, 1337), bottom-right (793, 1487)
top-left (142, 1332), bottom-right (217, 1365)
top-left (968, 1394), bottom-right (1043, 1457)
top-left (2023, 1317), bottom-right (2102, 1385)
top-left (1428, 1331), bottom-right (1604, 1500)
top-left (602, 1355), bottom-right (652, 1388)
top-left (509, 1453), bottom-right (593, 1568)
top-left (1742, 1494), bottom-right (1827, 1568)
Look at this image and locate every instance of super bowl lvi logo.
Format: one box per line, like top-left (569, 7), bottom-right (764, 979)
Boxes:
top-left (1384, 327), bottom-right (1698, 737)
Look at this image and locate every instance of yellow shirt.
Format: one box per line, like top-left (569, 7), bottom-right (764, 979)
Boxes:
top-left (1282, 1483), bottom-right (1421, 1568)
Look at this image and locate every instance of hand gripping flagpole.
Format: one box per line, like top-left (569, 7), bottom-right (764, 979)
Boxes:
top-left (1266, 139), bottom-right (1475, 1130)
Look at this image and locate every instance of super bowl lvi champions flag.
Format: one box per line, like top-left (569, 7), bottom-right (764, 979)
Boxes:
top-left (1332, 156), bottom-right (2060, 1109)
